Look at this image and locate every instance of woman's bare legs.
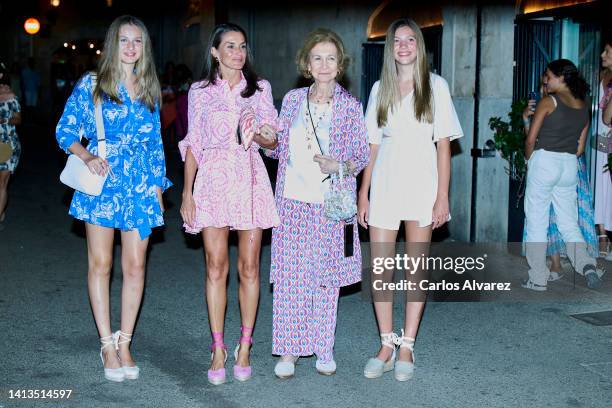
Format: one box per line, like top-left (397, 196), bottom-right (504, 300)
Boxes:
top-left (203, 227), bottom-right (230, 370)
top-left (85, 223), bottom-right (120, 369)
top-left (370, 226), bottom-right (399, 362)
top-left (597, 225), bottom-right (609, 256)
top-left (399, 221), bottom-right (431, 363)
top-left (236, 229), bottom-right (262, 367)
top-left (0, 170), bottom-right (10, 222)
top-left (550, 253), bottom-right (562, 273)
top-left (117, 230), bottom-right (149, 367)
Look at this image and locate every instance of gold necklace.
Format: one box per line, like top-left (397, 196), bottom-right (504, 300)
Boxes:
top-left (305, 87), bottom-right (331, 152)
top-left (310, 84), bottom-right (333, 104)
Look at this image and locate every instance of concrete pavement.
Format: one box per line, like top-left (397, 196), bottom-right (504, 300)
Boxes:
top-left (1, 127), bottom-right (612, 407)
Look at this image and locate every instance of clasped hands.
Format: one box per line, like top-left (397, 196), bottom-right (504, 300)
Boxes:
top-left (240, 106), bottom-right (277, 149)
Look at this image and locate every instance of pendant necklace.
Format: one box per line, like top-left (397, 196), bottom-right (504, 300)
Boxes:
top-left (305, 85), bottom-right (331, 152)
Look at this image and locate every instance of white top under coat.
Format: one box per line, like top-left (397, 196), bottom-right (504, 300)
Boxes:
top-left (283, 100), bottom-right (331, 204)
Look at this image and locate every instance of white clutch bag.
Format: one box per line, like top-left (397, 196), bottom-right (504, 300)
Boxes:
top-left (60, 153), bottom-right (107, 196)
top-left (60, 74), bottom-right (108, 196)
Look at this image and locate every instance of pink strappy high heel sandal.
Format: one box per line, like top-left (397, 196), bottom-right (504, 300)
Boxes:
top-left (233, 326), bottom-right (253, 381)
top-left (208, 332), bottom-right (227, 385)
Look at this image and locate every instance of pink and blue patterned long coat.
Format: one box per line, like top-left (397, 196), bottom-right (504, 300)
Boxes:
top-left (269, 84), bottom-right (370, 288)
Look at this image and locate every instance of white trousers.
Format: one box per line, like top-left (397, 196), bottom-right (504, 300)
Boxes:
top-left (524, 150), bottom-right (596, 286)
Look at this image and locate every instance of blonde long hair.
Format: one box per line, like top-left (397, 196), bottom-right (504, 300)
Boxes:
top-left (377, 18), bottom-right (433, 126)
top-left (94, 15), bottom-right (160, 112)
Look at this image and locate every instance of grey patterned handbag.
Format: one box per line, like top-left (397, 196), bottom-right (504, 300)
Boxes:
top-left (323, 165), bottom-right (357, 221)
top-left (306, 95), bottom-right (356, 221)
top-left (594, 130), bottom-right (611, 153)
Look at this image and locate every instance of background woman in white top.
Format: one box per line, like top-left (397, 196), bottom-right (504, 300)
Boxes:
top-left (358, 18), bottom-right (462, 381)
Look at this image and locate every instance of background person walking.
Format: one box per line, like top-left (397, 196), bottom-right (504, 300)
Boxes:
top-left (522, 59), bottom-right (601, 291)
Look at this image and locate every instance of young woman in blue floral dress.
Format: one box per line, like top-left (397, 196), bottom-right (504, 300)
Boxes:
top-left (56, 15), bottom-right (171, 382)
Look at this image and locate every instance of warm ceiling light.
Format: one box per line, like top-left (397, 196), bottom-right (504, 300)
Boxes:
top-left (96, 50), bottom-right (101, 55)
top-left (24, 18), bottom-right (40, 35)
top-left (523, 0), bottom-right (595, 14)
top-left (89, 43), bottom-right (94, 49)
top-left (63, 42), bottom-right (68, 47)
top-left (51, 0), bottom-right (60, 7)
top-left (71, 45), bottom-right (76, 50)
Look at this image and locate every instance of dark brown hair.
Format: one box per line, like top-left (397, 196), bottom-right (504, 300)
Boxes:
top-left (199, 23), bottom-right (261, 98)
top-left (547, 59), bottom-right (590, 101)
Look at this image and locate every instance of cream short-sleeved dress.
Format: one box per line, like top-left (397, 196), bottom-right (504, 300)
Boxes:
top-left (365, 74), bottom-right (463, 230)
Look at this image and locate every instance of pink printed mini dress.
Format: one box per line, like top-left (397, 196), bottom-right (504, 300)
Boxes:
top-left (178, 74), bottom-right (280, 233)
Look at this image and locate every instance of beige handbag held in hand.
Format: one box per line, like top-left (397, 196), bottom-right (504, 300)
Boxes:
top-left (0, 141), bottom-right (12, 163)
top-left (60, 75), bottom-right (108, 196)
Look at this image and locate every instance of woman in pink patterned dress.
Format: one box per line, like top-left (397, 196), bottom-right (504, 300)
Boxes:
top-left (178, 23), bottom-right (280, 385)
top-left (268, 29), bottom-right (369, 379)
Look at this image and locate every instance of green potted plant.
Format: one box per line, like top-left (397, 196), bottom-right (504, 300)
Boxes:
top-left (489, 99), bottom-right (529, 242)
top-left (489, 99), bottom-right (528, 186)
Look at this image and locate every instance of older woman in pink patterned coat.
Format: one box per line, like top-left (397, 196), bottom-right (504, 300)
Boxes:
top-left (268, 29), bottom-right (369, 378)
top-left (179, 23), bottom-right (279, 385)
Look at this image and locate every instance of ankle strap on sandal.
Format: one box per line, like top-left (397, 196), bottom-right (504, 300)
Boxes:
top-left (114, 330), bottom-right (133, 348)
top-left (210, 331), bottom-right (228, 363)
top-left (211, 331), bottom-right (226, 350)
top-left (380, 332), bottom-right (401, 349)
top-left (239, 326), bottom-right (253, 345)
top-left (397, 329), bottom-right (415, 352)
top-left (100, 334), bottom-right (115, 351)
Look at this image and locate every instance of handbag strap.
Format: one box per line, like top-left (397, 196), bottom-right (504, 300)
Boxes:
top-left (306, 86), bottom-right (325, 155)
top-left (307, 87), bottom-right (348, 185)
top-left (94, 92), bottom-right (106, 160)
top-left (79, 73), bottom-right (106, 159)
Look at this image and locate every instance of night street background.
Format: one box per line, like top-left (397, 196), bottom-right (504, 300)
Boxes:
top-left (1, 123), bottom-right (611, 407)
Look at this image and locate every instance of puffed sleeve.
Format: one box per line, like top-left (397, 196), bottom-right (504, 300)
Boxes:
top-left (432, 75), bottom-right (463, 142)
top-left (263, 89), bottom-right (292, 160)
top-left (247, 80), bottom-right (278, 152)
top-left (364, 81), bottom-right (383, 145)
top-left (55, 73), bottom-right (93, 153)
top-left (255, 80), bottom-right (278, 130)
top-left (178, 86), bottom-right (205, 166)
top-left (149, 103), bottom-right (172, 192)
top-left (349, 99), bottom-right (370, 174)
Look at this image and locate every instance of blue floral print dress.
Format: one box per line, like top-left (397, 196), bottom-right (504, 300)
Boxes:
top-left (56, 73), bottom-right (172, 239)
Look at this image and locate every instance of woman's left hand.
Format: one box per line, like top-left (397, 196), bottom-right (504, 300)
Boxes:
top-left (431, 196), bottom-right (449, 229)
top-left (523, 99), bottom-right (536, 119)
top-left (313, 154), bottom-right (339, 174)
